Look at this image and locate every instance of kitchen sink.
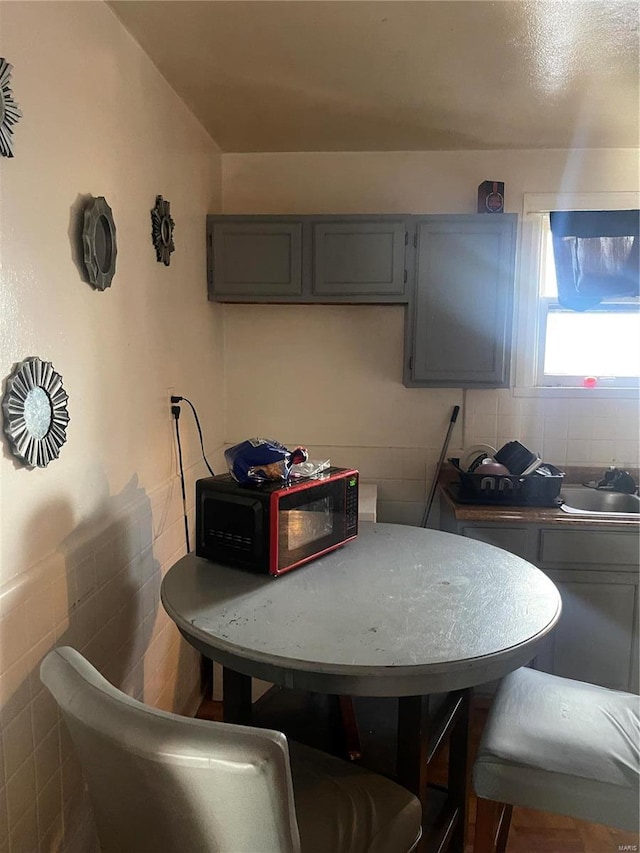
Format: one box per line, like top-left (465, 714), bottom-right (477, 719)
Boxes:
top-left (560, 485), bottom-right (640, 516)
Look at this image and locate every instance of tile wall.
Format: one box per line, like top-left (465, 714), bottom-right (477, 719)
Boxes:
top-left (0, 460), bottom-right (211, 853)
top-left (465, 390), bottom-right (640, 473)
top-left (310, 390), bottom-right (640, 527)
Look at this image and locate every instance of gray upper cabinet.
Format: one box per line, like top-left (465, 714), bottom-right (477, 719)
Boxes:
top-left (208, 212), bottom-right (519, 388)
top-left (311, 221), bottom-right (407, 299)
top-left (207, 215), bottom-right (410, 303)
top-left (208, 220), bottom-right (303, 299)
top-left (405, 214), bottom-right (517, 388)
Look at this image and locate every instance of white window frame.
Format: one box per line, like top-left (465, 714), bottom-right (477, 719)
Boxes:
top-left (514, 191), bottom-right (640, 399)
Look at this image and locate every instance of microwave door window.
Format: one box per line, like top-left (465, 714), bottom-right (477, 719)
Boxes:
top-left (287, 497), bottom-right (334, 551)
top-left (277, 477), bottom-right (351, 572)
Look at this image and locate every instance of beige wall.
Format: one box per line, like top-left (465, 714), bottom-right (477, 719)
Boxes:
top-left (222, 149), bottom-right (640, 524)
top-left (0, 3), bottom-right (223, 851)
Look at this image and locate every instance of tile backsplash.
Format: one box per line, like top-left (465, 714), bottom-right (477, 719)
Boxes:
top-left (465, 390), bottom-right (639, 471)
top-left (308, 390), bottom-right (639, 529)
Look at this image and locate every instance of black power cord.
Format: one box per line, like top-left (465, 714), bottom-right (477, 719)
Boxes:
top-left (170, 395), bottom-right (215, 697)
top-left (171, 395), bottom-right (215, 476)
top-left (171, 404), bottom-right (190, 553)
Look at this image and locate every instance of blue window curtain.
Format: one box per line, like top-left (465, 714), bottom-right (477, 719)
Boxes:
top-left (549, 210), bottom-right (639, 310)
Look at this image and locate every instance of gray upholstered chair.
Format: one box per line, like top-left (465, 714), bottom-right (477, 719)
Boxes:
top-left (472, 667), bottom-right (640, 852)
top-left (41, 647), bottom-right (421, 853)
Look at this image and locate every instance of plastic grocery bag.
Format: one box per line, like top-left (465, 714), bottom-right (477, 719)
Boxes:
top-left (224, 438), bottom-right (308, 484)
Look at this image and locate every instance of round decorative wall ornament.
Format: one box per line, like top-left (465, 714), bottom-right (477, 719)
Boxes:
top-left (2, 358), bottom-right (70, 468)
top-left (151, 195), bottom-right (175, 266)
top-left (0, 58), bottom-right (23, 158)
top-left (82, 196), bottom-right (117, 290)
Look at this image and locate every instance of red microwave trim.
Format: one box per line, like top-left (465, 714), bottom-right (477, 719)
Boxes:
top-left (268, 467), bottom-right (358, 576)
top-left (271, 533), bottom-right (358, 577)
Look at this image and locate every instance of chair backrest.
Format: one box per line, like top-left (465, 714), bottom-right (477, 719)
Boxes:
top-left (41, 647), bottom-right (301, 853)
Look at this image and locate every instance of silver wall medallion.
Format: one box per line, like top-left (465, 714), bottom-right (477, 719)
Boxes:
top-left (0, 58), bottom-right (22, 158)
top-left (151, 195), bottom-right (175, 266)
top-left (2, 358), bottom-right (70, 468)
top-left (82, 196), bottom-right (117, 290)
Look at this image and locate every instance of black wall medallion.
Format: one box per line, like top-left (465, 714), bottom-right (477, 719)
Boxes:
top-left (151, 195), bottom-right (175, 266)
top-left (0, 58), bottom-right (22, 158)
top-left (82, 196), bottom-right (117, 290)
top-left (2, 357), bottom-right (70, 468)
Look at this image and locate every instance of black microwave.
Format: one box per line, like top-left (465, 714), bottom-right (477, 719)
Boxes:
top-left (195, 467), bottom-right (359, 576)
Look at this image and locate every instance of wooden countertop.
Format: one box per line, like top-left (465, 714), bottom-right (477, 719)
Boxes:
top-left (439, 484), bottom-right (639, 528)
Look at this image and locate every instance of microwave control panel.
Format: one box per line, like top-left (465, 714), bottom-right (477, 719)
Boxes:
top-left (346, 474), bottom-right (359, 533)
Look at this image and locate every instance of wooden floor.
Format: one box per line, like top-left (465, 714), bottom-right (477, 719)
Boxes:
top-left (196, 695), bottom-right (639, 853)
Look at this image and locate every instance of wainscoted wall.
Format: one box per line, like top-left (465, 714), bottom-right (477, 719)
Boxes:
top-left (0, 3), bottom-right (223, 851)
top-left (278, 393), bottom-right (640, 528)
top-left (270, 387), bottom-right (640, 528)
top-left (222, 302), bottom-right (463, 526)
top-left (222, 302), bottom-right (640, 527)
top-left (0, 465), bottom-right (215, 853)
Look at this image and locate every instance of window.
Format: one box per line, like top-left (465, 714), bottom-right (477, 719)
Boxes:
top-left (516, 193), bottom-right (640, 395)
top-left (538, 216), bottom-right (639, 386)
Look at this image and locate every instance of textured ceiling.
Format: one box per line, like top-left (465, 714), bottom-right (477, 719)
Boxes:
top-left (109, 1), bottom-right (640, 153)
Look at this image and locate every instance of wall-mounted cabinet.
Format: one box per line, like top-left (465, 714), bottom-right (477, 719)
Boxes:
top-left (207, 215), bottom-right (410, 303)
top-left (207, 212), bottom-right (518, 388)
top-left (210, 221), bottom-right (303, 298)
top-left (404, 215), bottom-right (517, 388)
top-left (311, 220), bottom-right (407, 299)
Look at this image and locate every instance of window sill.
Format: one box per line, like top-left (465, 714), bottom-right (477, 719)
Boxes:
top-left (513, 386), bottom-right (640, 399)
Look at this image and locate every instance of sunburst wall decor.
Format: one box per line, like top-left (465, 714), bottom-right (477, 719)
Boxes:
top-left (151, 195), bottom-right (175, 265)
top-left (2, 358), bottom-right (70, 468)
top-left (0, 58), bottom-right (22, 158)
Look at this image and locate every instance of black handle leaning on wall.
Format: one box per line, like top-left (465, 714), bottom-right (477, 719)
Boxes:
top-left (421, 405), bottom-right (461, 528)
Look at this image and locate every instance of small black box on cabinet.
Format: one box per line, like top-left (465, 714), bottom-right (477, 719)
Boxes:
top-left (478, 181), bottom-right (505, 213)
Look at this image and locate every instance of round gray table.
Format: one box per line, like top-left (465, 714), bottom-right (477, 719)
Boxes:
top-left (162, 522), bottom-right (561, 852)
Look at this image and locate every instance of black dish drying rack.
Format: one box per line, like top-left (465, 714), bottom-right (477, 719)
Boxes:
top-left (448, 459), bottom-right (565, 507)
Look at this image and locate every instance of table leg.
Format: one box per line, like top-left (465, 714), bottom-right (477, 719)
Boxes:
top-left (447, 689), bottom-right (471, 853)
top-left (397, 695), bottom-right (431, 804)
top-left (397, 690), bottom-right (471, 853)
top-left (200, 655), bottom-right (214, 701)
top-left (337, 695), bottom-right (362, 761)
top-left (222, 667), bottom-right (252, 725)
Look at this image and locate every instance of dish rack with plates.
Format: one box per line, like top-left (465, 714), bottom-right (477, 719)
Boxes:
top-left (448, 459), bottom-right (565, 507)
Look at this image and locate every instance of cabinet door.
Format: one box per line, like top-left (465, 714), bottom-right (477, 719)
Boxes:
top-left (534, 578), bottom-right (637, 692)
top-left (460, 525), bottom-right (530, 560)
top-left (311, 221), bottom-right (408, 301)
top-left (406, 215), bottom-right (516, 387)
top-left (208, 221), bottom-right (303, 299)
top-left (538, 528), bottom-right (640, 568)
